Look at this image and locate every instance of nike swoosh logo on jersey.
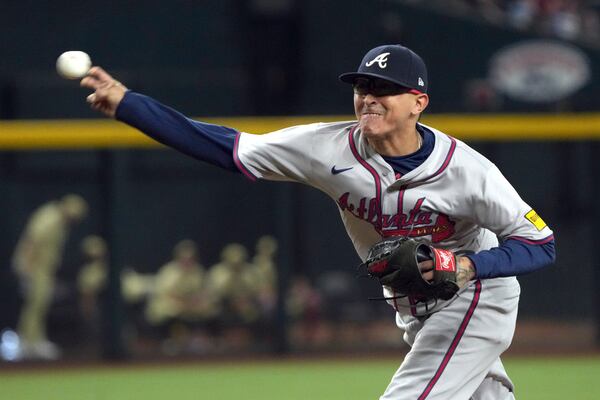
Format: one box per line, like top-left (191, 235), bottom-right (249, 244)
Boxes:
top-left (331, 165), bottom-right (353, 175)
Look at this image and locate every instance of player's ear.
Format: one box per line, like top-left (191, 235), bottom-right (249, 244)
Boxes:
top-left (413, 93), bottom-right (429, 115)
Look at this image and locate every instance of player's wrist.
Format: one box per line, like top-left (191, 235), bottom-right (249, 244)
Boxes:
top-left (114, 90), bottom-right (134, 121)
top-left (457, 256), bottom-right (477, 284)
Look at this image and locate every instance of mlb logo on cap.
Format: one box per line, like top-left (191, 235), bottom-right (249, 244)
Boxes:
top-left (339, 44), bottom-right (428, 93)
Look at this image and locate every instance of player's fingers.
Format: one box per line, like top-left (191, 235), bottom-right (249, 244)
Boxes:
top-left (88, 97), bottom-right (116, 117)
top-left (87, 92), bottom-right (110, 106)
top-left (86, 66), bottom-right (114, 83)
top-left (87, 87), bottom-right (108, 101)
top-left (418, 260), bottom-right (434, 273)
top-left (422, 271), bottom-right (434, 282)
top-left (89, 84), bottom-right (113, 100)
top-left (80, 75), bottom-right (103, 90)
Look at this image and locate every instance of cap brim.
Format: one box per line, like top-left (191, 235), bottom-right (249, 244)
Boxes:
top-left (338, 72), bottom-right (410, 89)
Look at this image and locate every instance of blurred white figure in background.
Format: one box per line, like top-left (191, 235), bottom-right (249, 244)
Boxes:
top-left (252, 235), bottom-right (278, 316)
top-left (206, 243), bottom-right (260, 324)
top-left (121, 269), bottom-right (156, 304)
top-left (145, 240), bottom-right (210, 326)
top-left (77, 235), bottom-right (108, 342)
top-left (12, 194), bottom-right (88, 360)
top-left (142, 240), bottom-right (218, 355)
top-left (0, 329), bottom-right (21, 362)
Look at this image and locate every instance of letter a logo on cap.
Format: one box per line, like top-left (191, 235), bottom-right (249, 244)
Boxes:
top-left (418, 77), bottom-right (425, 87)
top-left (366, 52), bottom-right (390, 69)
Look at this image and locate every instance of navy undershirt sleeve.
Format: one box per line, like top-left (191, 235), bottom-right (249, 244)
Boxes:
top-left (115, 91), bottom-right (239, 172)
top-left (467, 238), bottom-right (556, 279)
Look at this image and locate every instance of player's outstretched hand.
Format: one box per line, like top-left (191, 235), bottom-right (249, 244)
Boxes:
top-left (80, 67), bottom-right (127, 118)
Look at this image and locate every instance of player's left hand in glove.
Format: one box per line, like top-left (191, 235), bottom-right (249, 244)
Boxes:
top-left (362, 237), bottom-right (462, 301)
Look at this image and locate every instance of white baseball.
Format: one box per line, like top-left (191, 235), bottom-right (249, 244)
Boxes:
top-left (56, 51), bottom-right (92, 80)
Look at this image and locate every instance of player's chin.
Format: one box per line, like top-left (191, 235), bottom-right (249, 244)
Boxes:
top-left (360, 123), bottom-right (385, 140)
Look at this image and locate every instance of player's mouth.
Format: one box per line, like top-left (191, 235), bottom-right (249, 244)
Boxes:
top-left (361, 111), bottom-right (383, 118)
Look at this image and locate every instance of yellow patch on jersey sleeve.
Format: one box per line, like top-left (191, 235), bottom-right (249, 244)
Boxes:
top-left (525, 210), bottom-right (547, 231)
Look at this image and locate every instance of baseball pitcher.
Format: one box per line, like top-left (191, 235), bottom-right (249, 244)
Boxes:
top-left (81, 44), bottom-right (555, 399)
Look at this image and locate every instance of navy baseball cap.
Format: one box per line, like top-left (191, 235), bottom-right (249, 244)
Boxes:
top-left (339, 44), bottom-right (428, 93)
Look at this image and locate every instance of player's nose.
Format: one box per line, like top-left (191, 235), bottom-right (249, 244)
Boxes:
top-left (362, 93), bottom-right (379, 104)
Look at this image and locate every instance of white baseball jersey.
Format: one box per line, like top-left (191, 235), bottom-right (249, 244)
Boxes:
top-left (235, 121), bottom-right (552, 315)
top-left (235, 121), bottom-right (552, 398)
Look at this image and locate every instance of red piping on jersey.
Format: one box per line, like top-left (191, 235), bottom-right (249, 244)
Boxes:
top-left (397, 185), bottom-right (407, 222)
top-left (384, 135), bottom-right (456, 237)
top-left (348, 126), bottom-right (382, 229)
top-left (412, 134), bottom-right (457, 184)
top-left (408, 295), bottom-right (418, 317)
top-left (376, 187), bottom-right (407, 238)
top-left (233, 132), bottom-right (257, 182)
top-left (418, 280), bottom-right (482, 400)
top-left (506, 234), bottom-right (554, 245)
top-left (429, 135), bottom-right (457, 179)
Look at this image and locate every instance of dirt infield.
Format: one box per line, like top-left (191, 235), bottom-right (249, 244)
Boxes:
top-left (1, 319), bottom-right (597, 373)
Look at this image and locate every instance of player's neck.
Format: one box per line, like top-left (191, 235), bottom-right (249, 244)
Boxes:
top-left (367, 126), bottom-right (421, 157)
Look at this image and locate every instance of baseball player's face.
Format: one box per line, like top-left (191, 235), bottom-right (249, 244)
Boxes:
top-left (353, 79), bottom-right (422, 141)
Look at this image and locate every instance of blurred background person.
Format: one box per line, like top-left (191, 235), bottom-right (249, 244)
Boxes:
top-left (251, 235), bottom-right (278, 318)
top-left (77, 235), bottom-right (108, 349)
top-left (286, 276), bottom-right (324, 349)
top-left (120, 266), bottom-right (158, 352)
top-left (12, 194), bottom-right (88, 360)
top-left (144, 240), bottom-right (213, 354)
top-left (205, 243), bottom-right (261, 348)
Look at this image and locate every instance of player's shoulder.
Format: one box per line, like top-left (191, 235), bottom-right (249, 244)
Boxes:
top-left (313, 120), bottom-right (357, 136)
top-left (422, 123), bottom-right (495, 171)
top-left (252, 120), bottom-right (357, 148)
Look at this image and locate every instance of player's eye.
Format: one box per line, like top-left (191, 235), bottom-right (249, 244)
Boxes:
top-left (352, 80), bottom-right (371, 95)
top-left (353, 79), bottom-right (408, 97)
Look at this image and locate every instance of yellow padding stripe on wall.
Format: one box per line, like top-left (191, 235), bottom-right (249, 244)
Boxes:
top-left (0, 113), bottom-right (599, 149)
